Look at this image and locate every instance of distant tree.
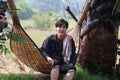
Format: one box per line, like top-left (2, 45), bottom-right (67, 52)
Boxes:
top-left (30, 0), bottom-right (64, 13)
top-left (16, 0), bottom-right (34, 20)
top-left (22, 0), bottom-right (87, 19)
top-left (32, 12), bottom-right (58, 30)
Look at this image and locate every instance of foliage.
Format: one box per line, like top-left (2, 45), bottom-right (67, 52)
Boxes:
top-left (0, 73), bottom-right (45, 80)
top-left (0, 1), bottom-right (11, 55)
top-left (32, 12), bottom-right (58, 30)
top-left (73, 66), bottom-right (119, 80)
top-left (0, 43), bottom-right (10, 55)
top-left (113, 0), bottom-right (120, 14)
top-left (0, 28), bottom-right (27, 55)
top-left (0, 0), bottom-right (28, 55)
top-left (30, 0), bottom-right (64, 13)
top-left (28, 0), bottom-right (84, 16)
top-left (16, 0), bottom-right (34, 20)
top-left (7, 30), bottom-right (27, 44)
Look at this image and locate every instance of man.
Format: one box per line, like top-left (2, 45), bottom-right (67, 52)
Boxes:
top-left (40, 19), bottom-right (76, 80)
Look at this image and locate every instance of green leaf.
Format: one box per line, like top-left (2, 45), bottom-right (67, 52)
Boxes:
top-left (112, 0), bottom-right (120, 15)
top-left (7, 31), bottom-right (27, 44)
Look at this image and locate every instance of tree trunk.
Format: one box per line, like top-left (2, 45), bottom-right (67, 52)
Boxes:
top-left (76, 0), bottom-right (118, 75)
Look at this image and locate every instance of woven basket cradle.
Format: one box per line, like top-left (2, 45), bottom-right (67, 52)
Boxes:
top-left (8, 0), bottom-right (52, 74)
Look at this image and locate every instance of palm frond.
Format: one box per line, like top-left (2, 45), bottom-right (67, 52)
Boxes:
top-left (113, 0), bottom-right (120, 14)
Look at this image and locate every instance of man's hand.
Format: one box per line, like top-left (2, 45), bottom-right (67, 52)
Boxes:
top-left (46, 57), bottom-right (54, 65)
top-left (69, 63), bottom-right (73, 66)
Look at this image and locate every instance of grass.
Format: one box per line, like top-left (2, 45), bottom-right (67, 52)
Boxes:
top-left (25, 30), bottom-right (55, 46)
top-left (0, 73), bottom-right (48, 80)
top-left (73, 66), bottom-right (115, 80)
top-left (0, 66), bottom-right (119, 80)
top-left (20, 19), bottom-right (35, 29)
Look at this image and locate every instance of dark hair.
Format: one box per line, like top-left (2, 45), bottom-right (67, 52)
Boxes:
top-left (55, 19), bottom-right (68, 28)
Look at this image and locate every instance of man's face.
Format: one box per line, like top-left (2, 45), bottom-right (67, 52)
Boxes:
top-left (56, 24), bottom-right (67, 39)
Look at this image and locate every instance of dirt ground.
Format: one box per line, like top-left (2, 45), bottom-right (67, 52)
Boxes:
top-left (0, 53), bottom-right (41, 74)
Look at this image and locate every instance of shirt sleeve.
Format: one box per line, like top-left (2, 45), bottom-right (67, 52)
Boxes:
top-left (69, 38), bottom-right (77, 65)
top-left (40, 36), bottom-right (50, 58)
